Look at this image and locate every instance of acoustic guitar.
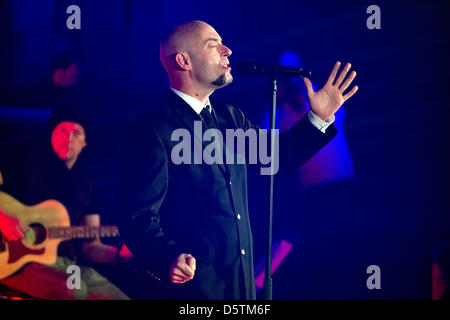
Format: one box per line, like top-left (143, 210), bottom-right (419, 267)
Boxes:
top-left (0, 191), bottom-right (120, 279)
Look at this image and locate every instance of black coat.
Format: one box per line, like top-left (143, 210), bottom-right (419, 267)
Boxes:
top-left (119, 90), bottom-right (337, 299)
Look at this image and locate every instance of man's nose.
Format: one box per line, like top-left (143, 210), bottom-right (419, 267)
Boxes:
top-left (221, 44), bottom-right (232, 57)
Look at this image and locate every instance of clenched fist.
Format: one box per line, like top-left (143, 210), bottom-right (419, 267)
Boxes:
top-left (170, 253), bottom-right (196, 284)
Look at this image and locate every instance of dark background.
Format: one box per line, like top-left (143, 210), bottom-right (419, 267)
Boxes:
top-left (1, 0), bottom-right (449, 299)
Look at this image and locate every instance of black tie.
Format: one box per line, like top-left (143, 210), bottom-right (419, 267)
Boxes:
top-left (200, 105), bottom-right (217, 129)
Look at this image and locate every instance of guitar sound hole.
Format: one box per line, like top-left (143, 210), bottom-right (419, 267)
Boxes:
top-left (27, 223), bottom-right (47, 245)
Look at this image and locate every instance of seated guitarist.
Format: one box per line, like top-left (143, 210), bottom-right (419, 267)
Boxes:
top-left (0, 110), bottom-right (131, 299)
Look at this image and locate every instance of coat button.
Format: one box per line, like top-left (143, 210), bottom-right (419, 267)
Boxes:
top-left (241, 249), bottom-right (246, 256)
top-left (229, 180), bottom-right (232, 186)
top-left (237, 213), bottom-right (241, 220)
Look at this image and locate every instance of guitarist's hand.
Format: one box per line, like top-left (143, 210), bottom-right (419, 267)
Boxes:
top-left (0, 208), bottom-right (26, 241)
top-left (170, 253), bottom-right (196, 284)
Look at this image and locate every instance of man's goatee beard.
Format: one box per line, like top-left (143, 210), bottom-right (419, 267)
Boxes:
top-left (212, 74), bottom-right (231, 87)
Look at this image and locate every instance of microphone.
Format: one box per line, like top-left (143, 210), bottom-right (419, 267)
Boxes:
top-left (235, 61), bottom-right (312, 78)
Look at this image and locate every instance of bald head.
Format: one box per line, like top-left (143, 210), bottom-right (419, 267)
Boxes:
top-left (159, 20), bottom-right (207, 72)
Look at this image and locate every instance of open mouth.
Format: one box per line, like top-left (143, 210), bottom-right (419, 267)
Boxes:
top-left (222, 63), bottom-right (231, 70)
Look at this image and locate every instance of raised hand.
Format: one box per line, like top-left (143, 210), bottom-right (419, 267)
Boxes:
top-left (303, 61), bottom-right (358, 121)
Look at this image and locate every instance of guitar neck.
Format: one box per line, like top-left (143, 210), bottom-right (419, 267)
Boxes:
top-left (49, 226), bottom-right (120, 240)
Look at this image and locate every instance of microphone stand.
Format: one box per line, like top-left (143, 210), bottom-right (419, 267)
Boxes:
top-left (263, 78), bottom-right (277, 300)
top-left (236, 62), bottom-right (310, 300)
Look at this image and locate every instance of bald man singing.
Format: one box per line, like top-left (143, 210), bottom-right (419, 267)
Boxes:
top-left (119, 20), bottom-right (358, 300)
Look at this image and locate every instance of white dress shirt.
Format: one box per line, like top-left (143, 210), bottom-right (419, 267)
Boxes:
top-left (170, 87), bottom-right (334, 133)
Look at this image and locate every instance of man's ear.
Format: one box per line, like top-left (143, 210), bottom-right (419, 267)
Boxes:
top-left (175, 52), bottom-right (191, 71)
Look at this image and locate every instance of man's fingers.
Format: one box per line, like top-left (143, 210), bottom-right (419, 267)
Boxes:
top-left (17, 225), bottom-right (25, 234)
top-left (16, 223), bottom-right (26, 235)
top-left (13, 227), bottom-right (23, 239)
top-left (334, 62), bottom-right (351, 87)
top-left (343, 85), bottom-right (359, 101)
top-left (339, 71), bottom-right (357, 92)
top-left (172, 279), bottom-right (186, 284)
top-left (179, 263), bottom-right (194, 278)
top-left (7, 226), bottom-right (22, 240)
top-left (171, 267), bottom-right (193, 284)
top-left (303, 77), bottom-right (314, 97)
top-left (171, 278), bottom-right (187, 284)
top-left (326, 61), bottom-right (341, 85)
top-left (172, 267), bottom-right (192, 279)
top-left (174, 259), bottom-right (195, 278)
top-left (171, 274), bottom-right (186, 282)
top-left (177, 254), bottom-right (196, 277)
top-left (4, 231), bottom-right (18, 242)
top-left (186, 254), bottom-right (196, 272)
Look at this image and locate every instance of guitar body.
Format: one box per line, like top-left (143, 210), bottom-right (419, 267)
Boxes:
top-left (0, 191), bottom-right (70, 279)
